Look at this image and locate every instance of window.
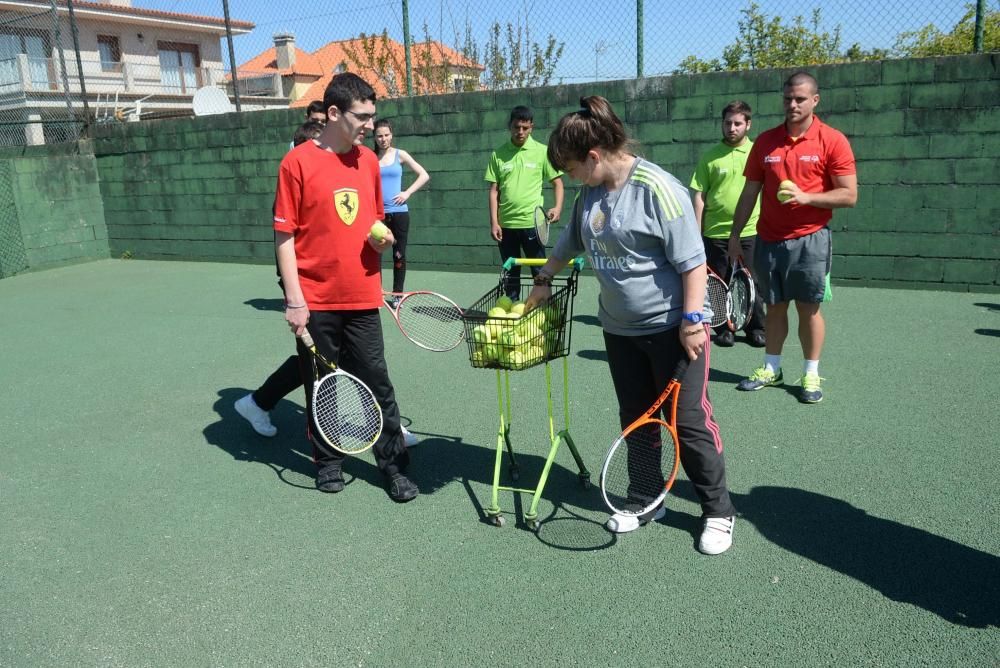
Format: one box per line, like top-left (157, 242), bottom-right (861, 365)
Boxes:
top-left (158, 42), bottom-right (200, 93)
top-left (97, 36), bottom-right (121, 73)
top-left (0, 30), bottom-right (50, 89)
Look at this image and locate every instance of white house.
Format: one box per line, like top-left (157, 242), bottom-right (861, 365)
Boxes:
top-left (0, 0), bottom-right (284, 146)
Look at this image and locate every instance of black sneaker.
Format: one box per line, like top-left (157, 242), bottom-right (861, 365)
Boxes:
top-left (387, 473), bottom-right (419, 502)
top-left (715, 329), bottom-right (735, 347)
top-left (748, 329), bottom-right (766, 347)
top-left (316, 465), bottom-right (345, 493)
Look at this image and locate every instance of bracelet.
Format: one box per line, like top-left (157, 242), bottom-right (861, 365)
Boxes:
top-left (285, 303), bottom-right (307, 309)
top-left (533, 273), bottom-right (553, 287)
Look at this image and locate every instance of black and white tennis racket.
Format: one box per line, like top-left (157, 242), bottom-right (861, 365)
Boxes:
top-left (299, 330), bottom-right (383, 455)
top-left (533, 206), bottom-right (551, 245)
top-left (705, 266), bottom-right (733, 330)
top-left (728, 259), bottom-right (756, 332)
top-left (383, 290), bottom-right (465, 352)
top-left (600, 358), bottom-right (688, 518)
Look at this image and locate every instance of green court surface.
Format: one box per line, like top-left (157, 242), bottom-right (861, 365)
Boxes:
top-left (1, 259), bottom-right (998, 667)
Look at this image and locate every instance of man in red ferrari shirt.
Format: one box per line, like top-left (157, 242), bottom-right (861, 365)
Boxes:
top-left (726, 72), bottom-right (857, 404)
top-left (274, 73), bottom-right (417, 501)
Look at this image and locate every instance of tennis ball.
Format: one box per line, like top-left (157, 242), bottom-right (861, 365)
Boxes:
top-left (517, 322), bottom-right (543, 343)
top-left (370, 221), bottom-right (390, 241)
top-left (510, 302), bottom-right (526, 317)
top-left (505, 349), bottom-right (526, 367)
top-left (487, 306), bottom-right (507, 318)
top-left (471, 348), bottom-right (486, 365)
top-left (525, 345), bottom-right (545, 363)
top-left (472, 325), bottom-right (491, 343)
top-left (482, 344), bottom-right (499, 362)
top-left (495, 296), bottom-right (514, 311)
top-left (543, 305), bottom-right (562, 326)
top-left (777, 180), bottom-right (796, 203)
top-left (485, 318), bottom-right (505, 340)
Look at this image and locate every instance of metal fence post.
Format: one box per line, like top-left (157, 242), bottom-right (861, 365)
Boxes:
top-left (637, 0), bottom-right (644, 78)
top-left (402, 0), bottom-right (413, 96)
top-left (65, 0), bottom-right (91, 135)
top-left (222, 0), bottom-right (242, 112)
top-left (974, 0), bottom-right (986, 52)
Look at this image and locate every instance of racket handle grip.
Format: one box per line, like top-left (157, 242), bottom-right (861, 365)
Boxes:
top-left (299, 330), bottom-right (315, 347)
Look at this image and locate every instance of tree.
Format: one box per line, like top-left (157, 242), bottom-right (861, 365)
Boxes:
top-left (674, 3), bottom-right (851, 74)
top-left (894, 3), bottom-right (1000, 56)
top-left (341, 26), bottom-right (468, 97)
top-left (480, 11), bottom-right (564, 90)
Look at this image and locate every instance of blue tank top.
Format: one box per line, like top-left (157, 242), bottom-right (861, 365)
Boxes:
top-left (380, 149), bottom-right (407, 213)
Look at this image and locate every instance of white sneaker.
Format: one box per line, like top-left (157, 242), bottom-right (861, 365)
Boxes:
top-left (234, 394), bottom-right (277, 437)
top-left (605, 506), bottom-right (666, 533)
top-left (401, 426), bottom-right (420, 447)
top-left (698, 516), bottom-right (734, 555)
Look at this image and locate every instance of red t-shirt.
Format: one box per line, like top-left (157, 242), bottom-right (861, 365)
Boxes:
top-left (273, 142), bottom-right (385, 310)
top-left (744, 116), bottom-right (856, 242)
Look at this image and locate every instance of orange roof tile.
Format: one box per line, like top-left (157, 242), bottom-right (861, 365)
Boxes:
top-left (273, 36), bottom-right (483, 107)
top-left (236, 47), bottom-right (324, 78)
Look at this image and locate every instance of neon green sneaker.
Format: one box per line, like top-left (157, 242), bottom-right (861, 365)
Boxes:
top-left (737, 366), bottom-right (782, 391)
top-left (798, 372), bottom-right (824, 404)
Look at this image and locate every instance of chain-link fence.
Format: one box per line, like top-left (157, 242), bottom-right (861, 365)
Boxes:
top-left (0, 0), bottom-right (995, 147)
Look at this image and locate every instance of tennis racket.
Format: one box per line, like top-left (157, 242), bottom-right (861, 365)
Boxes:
top-left (728, 259), bottom-right (756, 331)
top-left (600, 357), bottom-right (689, 518)
top-left (533, 206), bottom-right (551, 245)
top-left (382, 290), bottom-right (465, 352)
top-left (705, 266), bottom-right (733, 330)
top-left (299, 330), bottom-right (383, 455)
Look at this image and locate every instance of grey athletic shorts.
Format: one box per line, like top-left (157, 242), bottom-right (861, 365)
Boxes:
top-left (754, 227), bottom-right (832, 305)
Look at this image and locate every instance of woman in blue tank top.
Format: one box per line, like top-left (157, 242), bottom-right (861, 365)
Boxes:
top-left (374, 119), bottom-right (430, 301)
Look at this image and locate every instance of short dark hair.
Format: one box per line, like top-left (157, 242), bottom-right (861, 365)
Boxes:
top-left (293, 120), bottom-right (324, 146)
top-left (721, 100), bottom-right (752, 122)
top-left (323, 73), bottom-right (376, 115)
top-left (305, 100), bottom-right (326, 117)
top-left (509, 105), bottom-right (533, 126)
top-left (784, 71), bottom-right (818, 93)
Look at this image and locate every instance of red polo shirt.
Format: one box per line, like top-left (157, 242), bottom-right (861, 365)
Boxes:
top-left (273, 142), bottom-right (384, 310)
top-left (744, 116), bottom-right (856, 242)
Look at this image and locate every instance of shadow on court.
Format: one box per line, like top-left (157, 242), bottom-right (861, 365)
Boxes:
top-left (666, 481), bottom-right (1000, 629)
top-left (244, 298), bottom-right (285, 312)
top-left (407, 428), bottom-right (613, 549)
top-left (203, 388), bottom-right (386, 491)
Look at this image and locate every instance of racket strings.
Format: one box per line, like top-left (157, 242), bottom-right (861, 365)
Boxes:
top-left (534, 208), bottom-right (549, 244)
top-left (729, 273), bottom-right (752, 330)
top-left (312, 374), bottom-right (382, 453)
top-left (706, 275), bottom-right (730, 328)
top-left (396, 294), bottom-right (464, 351)
top-left (602, 421), bottom-right (675, 516)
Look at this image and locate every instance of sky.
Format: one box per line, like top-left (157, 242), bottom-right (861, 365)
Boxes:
top-left (139, 0), bottom-right (974, 82)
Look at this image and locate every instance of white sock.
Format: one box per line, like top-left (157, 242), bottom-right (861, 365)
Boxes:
top-left (804, 359), bottom-right (819, 376)
top-left (764, 355), bottom-right (781, 373)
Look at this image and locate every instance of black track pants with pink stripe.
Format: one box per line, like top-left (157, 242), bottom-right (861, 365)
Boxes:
top-left (603, 326), bottom-right (735, 518)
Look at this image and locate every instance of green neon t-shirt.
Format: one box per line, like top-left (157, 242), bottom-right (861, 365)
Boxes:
top-left (689, 140), bottom-right (760, 239)
top-left (484, 135), bottom-right (562, 229)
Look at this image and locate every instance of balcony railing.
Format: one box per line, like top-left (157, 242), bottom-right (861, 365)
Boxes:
top-left (0, 55), bottom-right (282, 99)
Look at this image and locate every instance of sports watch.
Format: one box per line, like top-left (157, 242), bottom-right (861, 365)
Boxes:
top-left (682, 311), bottom-right (705, 324)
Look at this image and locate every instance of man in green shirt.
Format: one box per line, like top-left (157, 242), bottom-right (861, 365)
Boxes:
top-left (486, 106), bottom-right (564, 299)
top-left (690, 100), bottom-right (766, 347)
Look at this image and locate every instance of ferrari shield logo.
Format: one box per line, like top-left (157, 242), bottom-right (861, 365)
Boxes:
top-left (334, 188), bottom-right (359, 225)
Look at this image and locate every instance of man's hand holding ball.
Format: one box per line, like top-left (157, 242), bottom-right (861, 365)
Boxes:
top-left (368, 221), bottom-right (395, 252)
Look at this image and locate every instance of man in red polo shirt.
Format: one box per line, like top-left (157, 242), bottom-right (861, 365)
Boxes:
top-left (726, 71), bottom-right (857, 404)
top-left (275, 73), bottom-right (417, 501)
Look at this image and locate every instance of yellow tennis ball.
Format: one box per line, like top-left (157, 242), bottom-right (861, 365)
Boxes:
top-left (525, 345), bottom-right (545, 363)
top-left (370, 221), bottom-right (390, 241)
top-left (487, 306), bottom-right (507, 318)
top-left (495, 296), bottom-right (514, 311)
top-left (510, 302), bottom-right (526, 317)
top-left (777, 180), bottom-right (796, 203)
top-left (472, 325), bottom-right (491, 343)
